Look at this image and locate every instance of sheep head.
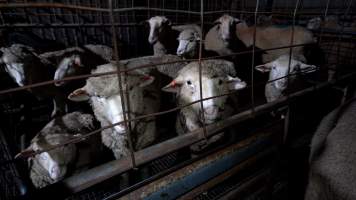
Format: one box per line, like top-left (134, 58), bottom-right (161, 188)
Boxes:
top-left (27, 133), bottom-right (78, 182)
top-left (147, 16), bottom-right (172, 44)
top-left (214, 14), bottom-right (241, 43)
top-left (0, 44), bottom-right (36, 87)
top-left (175, 28), bottom-right (201, 58)
top-left (68, 64), bottom-right (155, 134)
top-left (255, 55), bottom-right (317, 101)
top-left (162, 60), bottom-right (246, 124)
top-left (54, 54), bottom-right (83, 86)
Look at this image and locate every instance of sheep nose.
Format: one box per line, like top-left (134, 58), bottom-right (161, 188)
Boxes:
top-left (177, 49), bottom-right (184, 56)
top-left (50, 165), bottom-right (61, 180)
top-left (204, 106), bottom-right (219, 116)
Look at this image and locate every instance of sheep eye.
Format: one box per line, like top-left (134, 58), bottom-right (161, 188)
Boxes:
top-left (218, 79), bottom-right (223, 85)
top-left (187, 80), bottom-right (192, 85)
top-left (189, 39), bottom-right (195, 42)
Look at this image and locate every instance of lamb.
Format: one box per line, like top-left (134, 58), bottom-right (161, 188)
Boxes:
top-left (255, 54), bottom-right (317, 103)
top-left (161, 60), bottom-right (246, 153)
top-left (50, 46), bottom-right (110, 87)
top-left (305, 90), bottom-right (356, 200)
top-left (22, 111), bottom-right (96, 188)
top-left (204, 14), bottom-right (243, 57)
top-left (67, 63), bottom-right (161, 159)
top-left (0, 44), bottom-right (67, 117)
top-left (174, 24), bottom-right (219, 59)
top-left (146, 16), bottom-right (179, 55)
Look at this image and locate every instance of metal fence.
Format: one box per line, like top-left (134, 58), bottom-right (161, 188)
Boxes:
top-left (0, 0), bottom-right (355, 199)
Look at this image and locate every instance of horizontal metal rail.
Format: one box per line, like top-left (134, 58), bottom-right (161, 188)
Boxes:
top-left (0, 42), bottom-right (317, 95)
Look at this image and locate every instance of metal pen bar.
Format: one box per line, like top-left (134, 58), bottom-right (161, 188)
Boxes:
top-left (0, 43), bottom-right (318, 96)
top-left (109, 0), bottom-right (137, 168)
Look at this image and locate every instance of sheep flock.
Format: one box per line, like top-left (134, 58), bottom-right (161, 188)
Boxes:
top-left (1, 13), bottom-right (352, 191)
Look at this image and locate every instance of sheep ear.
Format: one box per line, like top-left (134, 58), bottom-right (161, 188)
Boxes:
top-left (299, 63), bottom-right (317, 73)
top-left (233, 18), bottom-right (241, 24)
top-left (138, 75), bottom-right (155, 87)
top-left (226, 76), bottom-right (247, 91)
top-left (255, 63), bottom-right (272, 73)
top-left (73, 55), bottom-right (83, 67)
top-left (213, 19), bottom-right (221, 25)
top-left (162, 17), bottom-right (172, 26)
top-left (162, 80), bottom-right (182, 93)
top-left (15, 146), bottom-right (34, 159)
top-left (68, 88), bottom-right (90, 102)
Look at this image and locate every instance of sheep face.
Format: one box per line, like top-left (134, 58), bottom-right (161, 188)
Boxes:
top-left (0, 44), bottom-right (35, 86)
top-left (214, 14), bottom-right (240, 42)
top-left (307, 17), bottom-right (322, 30)
top-left (255, 55), bottom-right (316, 101)
top-left (176, 29), bottom-right (200, 57)
top-left (162, 65), bottom-right (246, 124)
top-left (147, 16), bottom-right (171, 44)
top-left (68, 66), bottom-right (155, 134)
top-left (54, 54), bottom-right (83, 86)
top-left (29, 134), bottom-right (77, 181)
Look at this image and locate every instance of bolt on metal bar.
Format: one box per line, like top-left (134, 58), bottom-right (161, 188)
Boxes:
top-left (198, 0), bottom-right (208, 141)
top-left (109, 0), bottom-right (137, 169)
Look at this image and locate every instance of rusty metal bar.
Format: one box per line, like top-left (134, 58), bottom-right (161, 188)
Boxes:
top-left (250, 0), bottom-right (260, 116)
top-left (108, 0), bottom-right (137, 168)
top-left (0, 2), bottom-right (108, 12)
top-left (176, 148), bottom-right (276, 200)
top-left (198, 0), bottom-right (208, 141)
top-left (0, 42), bottom-right (317, 96)
top-left (50, 71), bottom-right (356, 193)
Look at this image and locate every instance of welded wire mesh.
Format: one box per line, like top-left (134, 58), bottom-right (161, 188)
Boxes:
top-left (0, 0), bottom-right (355, 199)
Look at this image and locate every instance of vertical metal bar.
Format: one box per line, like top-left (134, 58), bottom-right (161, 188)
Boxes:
top-left (108, 0), bottom-right (137, 169)
top-left (251, 0), bottom-right (260, 117)
top-left (317, 0), bottom-right (331, 45)
top-left (198, 0), bottom-right (208, 141)
top-left (335, 0), bottom-right (353, 80)
top-left (283, 0), bottom-right (300, 145)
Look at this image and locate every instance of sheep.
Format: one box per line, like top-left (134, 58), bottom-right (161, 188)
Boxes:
top-left (234, 18), bottom-right (315, 63)
top-left (255, 54), bottom-right (317, 103)
top-left (0, 44), bottom-right (67, 117)
top-left (204, 14), bottom-right (242, 57)
top-left (174, 24), bottom-right (219, 59)
top-left (146, 16), bottom-right (179, 55)
top-left (307, 16), bottom-right (341, 31)
top-left (49, 46), bottom-right (109, 87)
top-left (22, 111), bottom-right (96, 188)
top-left (305, 90), bottom-right (356, 200)
top-left (161, 59), bottom-right (246, 154)
top-left (67, 63), bottom-right (161, 159)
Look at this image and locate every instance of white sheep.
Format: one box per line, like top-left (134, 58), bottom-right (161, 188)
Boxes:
top-left (23, 111), bottom-right (96, 188)
top-left (255, 54), bottom-right (317, 103)
top-left (307, 16), bottom-right (341, 31)
top-left (204, 14), bottom-right (241, 57)
top-left (68, 63), bottom-right (161, 159)
top-left (0, 44), bottom-right (67, 117)
top-left (174, 24), bottom-right (220, 59)
top-left (161, 59), bottom-right (246, 153)
top-left (146, 16), bottom-right (179, 55)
